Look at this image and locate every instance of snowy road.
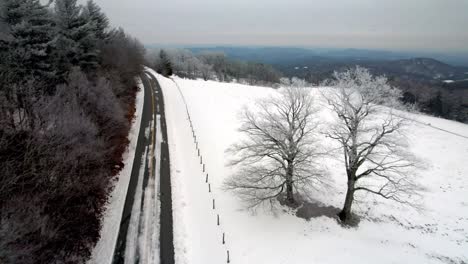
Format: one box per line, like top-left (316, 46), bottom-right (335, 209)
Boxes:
top-left (146, 72), bottom-right (175, 264)
top-left (111, 72), bottom-right (174, 264)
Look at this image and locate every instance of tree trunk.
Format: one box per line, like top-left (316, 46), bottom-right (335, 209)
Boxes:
top-left (285, 162), bottom-right (295, 205)
top-left (286, 180), bottom-right (294, 204)
top-left (338, 179), bottom-right (355, 223)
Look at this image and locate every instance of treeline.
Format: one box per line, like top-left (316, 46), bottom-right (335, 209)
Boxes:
top-left (0, 0), bottom-right (145, 263)
top-left (392, 78), bottom-right (468, 123)
top-left (148, 48), bottom-right (282, 86)
top-left (301, 69), bottom-right (468, 124)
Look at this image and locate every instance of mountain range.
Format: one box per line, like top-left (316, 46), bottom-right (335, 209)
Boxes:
top-left (188, 46), bottom-right (468, 83)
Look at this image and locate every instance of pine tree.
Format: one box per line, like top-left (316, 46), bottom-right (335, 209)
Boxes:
top-left (83, 0), bottom-right (109, 40)
top-left (427, 91), bottom-right (444, 116)
top-left (0, 0), bottom-right (56, 130)
top-left (1, 0), bottom-right (56, 88)
top-left (159, 50), bottom-right (173, 77)
top-left (54, 0), bottom-right (98, 79)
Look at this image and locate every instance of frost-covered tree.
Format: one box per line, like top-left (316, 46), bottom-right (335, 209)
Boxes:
top-left (199, 62), bottom-right (212, 81)
top-left (322, 66), bottom-right (419, 223)
top-left (54, 0), bottom-right (98, 78)
top-left (225, 87), bottom-right (327, 208)
top-left (291, 77), bottom-right (307, 88)
top-left (0, 0), bottom-right (55, 86)
top-left (198, 51), bottom-right (228, 81)
top-left (83, 0), bottom-right (109, 40)
top-left (164, 49), bottom-right (197, 78)
top-left (0, 0), bottom-right (56, 130)
top-left (145, 48), bottom-right (281, 85)
top-left (170, 49), bottom-right (216, 79)
top-left (280, 77), bottom-right (291, 86)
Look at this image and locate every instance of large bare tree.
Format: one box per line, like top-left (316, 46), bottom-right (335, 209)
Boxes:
top-left (322, 66), bottom-right (420, 223)
top-left (225, 87), bottom-right (327, 208)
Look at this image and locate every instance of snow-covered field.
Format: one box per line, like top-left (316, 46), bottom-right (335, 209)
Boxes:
top-left (153, 72), bottom-right (468, 264)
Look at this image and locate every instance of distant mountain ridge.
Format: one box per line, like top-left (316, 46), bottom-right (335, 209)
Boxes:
top-left (187, 46), bottom-right (468, 68)
top-left (363, 58), bottom-right (468, 81)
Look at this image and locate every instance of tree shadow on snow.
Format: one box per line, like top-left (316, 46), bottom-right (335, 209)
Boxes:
top-left (276, 194), bottom-right (339, 220)
top-left (276, 193), bottom-right (361, 226)
top-left (296, 201), bottom-right (339, 220)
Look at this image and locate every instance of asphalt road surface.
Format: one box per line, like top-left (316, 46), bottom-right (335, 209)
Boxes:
top-left (112, 72), bottom-right (174, 264)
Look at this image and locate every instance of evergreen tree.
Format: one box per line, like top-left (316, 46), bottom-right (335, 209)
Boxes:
top-left (402, 91), bottom-right (417, 105)
top-left (1, 0), bottom-right (55, 88)
top-left (54, 0), bottom-right (98, 79)
top-left (427, 91), bottom-right (444, 117)
top-left (83, 0), bottom-right (109, 40)
top-left (159, 49), bottom-right (173, 77)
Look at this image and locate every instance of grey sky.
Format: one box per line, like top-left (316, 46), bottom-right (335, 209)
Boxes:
top-left (80, 0), bottom-right (468, 52)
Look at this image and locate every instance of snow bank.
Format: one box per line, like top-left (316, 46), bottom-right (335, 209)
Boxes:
top-left (88, 78), bottom-right (145, 264)
top-left (169, 77), bottom-right (468, 264)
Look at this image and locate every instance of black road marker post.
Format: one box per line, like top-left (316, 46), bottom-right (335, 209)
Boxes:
top-left (213, 199), bottom-right (215, 209)
top-left (205, 174), bottom-right (208, 183)
top-left (208, 184), bottom-right (211, 192)
top-left (222, 233), bottom-right (225, 244)
top-left (227, 250), bottom-right (230, 263)
top-left (217, 214), bottom-right (220, 225)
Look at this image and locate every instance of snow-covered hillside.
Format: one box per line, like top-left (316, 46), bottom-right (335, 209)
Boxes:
top-left (152, 71), bottom-right (468, 264)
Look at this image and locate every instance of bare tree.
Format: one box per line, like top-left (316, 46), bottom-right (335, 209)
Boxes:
top-left (197, 61), bottom-right (212, 81)
top-left (291, 77), bottom-right (307, 88)
top-left (279, 77), bottom-right (291, 86)
top-left (322, 66), bottom-right (420, 223)
top-left (225, 87), bottom-right (327, 208)
top-left (197, 51), bottom-right (228, 81)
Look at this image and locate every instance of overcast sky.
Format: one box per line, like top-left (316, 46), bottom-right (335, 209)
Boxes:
top-left (79, 0), bottom-right (468, 52)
